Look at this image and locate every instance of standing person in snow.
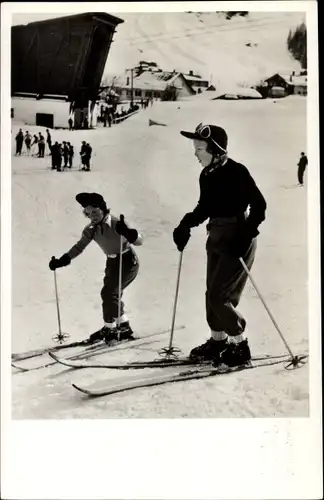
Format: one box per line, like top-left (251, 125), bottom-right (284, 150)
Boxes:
top-left (38, 133), bottom-right (45, 157)
top-left (80, 141), bottom-right (87, 169)
top-left (56, 143), bottom-right (63, 171)
top-left (48, 192), bottom-right (143, 343)
top-left (46, 129), bottom-right (52, 154)
top-left (31, 134), bottom-right (38, 155)
top-left (67, 142), bottom-right (74, 168)
top-left (84, 142), bottom-right (92, 171)
top-left (173, 123), bottom-right (267, 368)
top-left (24, 131), bottom-right (32, 155)
top-left (15, 129), bottom-right (24, 155)
top-left (50, 142), bottom-right (57, 170)
top-left (297, 152), bottom-right (308, 186)
top-left (62, 141), bottom-right (69, 169)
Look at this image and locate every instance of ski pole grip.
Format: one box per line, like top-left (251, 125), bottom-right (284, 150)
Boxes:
top-left (120, 214), bottom-right (125, 223)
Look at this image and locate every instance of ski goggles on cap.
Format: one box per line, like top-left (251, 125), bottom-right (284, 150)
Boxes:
top-left (195, 123), bottom-right (227, 153)
top-left (180, 123), bottom-right (227, 154)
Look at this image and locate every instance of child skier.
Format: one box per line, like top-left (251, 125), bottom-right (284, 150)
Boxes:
top-left (173, 123), bottom-right (267, 368)
top-left (49, 192), bottom-right (143, 343)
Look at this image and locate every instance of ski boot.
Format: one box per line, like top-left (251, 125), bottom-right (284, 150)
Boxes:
top-left (88, 325), bottom-right (116, 344)
top-left (213, 339), bottom-right (251, 368)
top-left (189, 337), bottom-right (229, 362)
top-left (115, 321), bottom-right (135, 340)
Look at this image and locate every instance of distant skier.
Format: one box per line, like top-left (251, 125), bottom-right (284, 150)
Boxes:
top-left (31, 134), bottom-right (38, 155)
top-left (80, 141), bottom-right (87, 169)
top-left (15, 129), bottom-right (24, 155)
top-left (56, 143), bottom-right (63, 171)
top-left (68, 117), bottom-right (73, 130)
top-left (46, 129), bottom-right (52, 154)
top-left (173, 123), bottom-right (267, 368)
top-left (24, 131), bottom-right (32, 155)
top-left (67, 143), bottom-right (74, 168)
top-left (62, 141), bottom-right (69, 169)
top-left (48, 192), bottom-right (143, 343)
top-left (297, 152), bottom-right (308, 185)
top-left (38, 133), bottom-right (45, 158)
top-left (50, 142), bottom-right (57, 170)
top-left (84, 143), bottom-right (92, 171)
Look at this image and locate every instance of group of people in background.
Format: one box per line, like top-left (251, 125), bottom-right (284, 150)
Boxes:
top-left (15, 129), bottom-right (50, 157)
top-left (14, 128), bottom-right (92, 173)
top-left (51, 141), bottom-right (92, 172)
top-left (51, 141), bottom-right (74, 171)
top-left (140, 97), bottom-right (154, 109)
top-left (98, 102), bottom-right (142, 127)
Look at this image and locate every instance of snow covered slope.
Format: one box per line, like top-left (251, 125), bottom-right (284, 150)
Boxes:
top-left (105, 11), bottom-right (305, 85)
top-left (11, 95), bottom-right (308, 418)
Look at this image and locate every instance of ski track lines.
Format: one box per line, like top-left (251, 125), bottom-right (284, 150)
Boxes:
top-left (11, 76), bottom-right (308, 417)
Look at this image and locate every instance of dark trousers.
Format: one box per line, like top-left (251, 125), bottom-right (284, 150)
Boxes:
top-left (84, 156), bottom-right (90, 170)
top-left (16, 140), bottom-right (23, 154)
top-left (298, 164), bottom-right (306, 184)
top-left (205, 218), bottom-right (256, 336)
top-left (101, 249), bottom-right (139, 323)
top-left (38, 143), bottom-right (45, 157)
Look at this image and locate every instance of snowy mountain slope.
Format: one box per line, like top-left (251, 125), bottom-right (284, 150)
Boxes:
top-left (11, 95), bottom-right (308, 418)
top-left (105, 11), bottom-right (305, 85)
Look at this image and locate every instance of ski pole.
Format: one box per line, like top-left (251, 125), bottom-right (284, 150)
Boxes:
top-left (52, 267), bottom-right (69, 344)
top-left (117, 215), bottom-right (124, 342)
top-left (159, 251), bottom-right (183, 359)
top-left (239, 257), bottom-right (306, 368)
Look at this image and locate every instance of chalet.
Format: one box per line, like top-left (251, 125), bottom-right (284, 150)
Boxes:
top-left (263, 72), bottom-right (307, 97)
top-left (183, 70), bottom-right (209, 93)
top-left (115, 71), bottom-right (195, 101)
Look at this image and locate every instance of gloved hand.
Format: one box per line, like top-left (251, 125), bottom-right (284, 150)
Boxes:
top-left (173, 224), bottom-right (191, 252)
top-left (226, 224), bottom-right (258, 258)
top-left (115, 214), bottom-right (138, 244)
top-left (49, 254), bottom-right (71, 271)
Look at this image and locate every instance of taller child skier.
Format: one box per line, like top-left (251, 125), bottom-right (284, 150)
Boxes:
top-left (173, 123), bottom-right (267, 368)
top-left (49, 192), bottom-right (143, 343)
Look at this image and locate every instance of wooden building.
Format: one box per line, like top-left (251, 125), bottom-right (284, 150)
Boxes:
top-left (11, 12), bottom-right (123, 128)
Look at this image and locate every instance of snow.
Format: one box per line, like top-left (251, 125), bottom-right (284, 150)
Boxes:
top-left (11, 95), bottom-right (308, 418)
top-left (104, 11), bottom-right (305, 86)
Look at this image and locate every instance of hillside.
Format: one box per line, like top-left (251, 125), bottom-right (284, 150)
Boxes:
top-left (105, 11), bottom-right (305, 86)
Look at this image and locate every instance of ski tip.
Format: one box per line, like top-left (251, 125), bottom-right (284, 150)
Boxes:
top-left (72, 383), bottom-right (93, 396)
top-left (48, 351), bottom-right (59, 361)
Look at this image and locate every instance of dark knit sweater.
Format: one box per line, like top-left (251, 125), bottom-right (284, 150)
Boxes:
top-left (182, 158), bottom-right (267, 235)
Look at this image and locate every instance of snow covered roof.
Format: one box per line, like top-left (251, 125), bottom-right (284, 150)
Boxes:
top-left (266, 73), bottom-right (307, 87)
top-left (183, 73), bottom-right (208, 83)
top-left (125, 73), bottom-right (166, 91)
top-left (119, 71), bottom-right (193, 92)
top-left (190, 85), bottom-right (262, 100)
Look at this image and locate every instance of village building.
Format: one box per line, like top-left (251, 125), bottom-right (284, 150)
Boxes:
top-left (115, 71), bottom-right (196, 102)
top-left (182, 70), bottom-right (209, 93)
top-left (262, 72), bottom-right (307, 97)
top-left (11, 12), bottom-right (123, 129)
